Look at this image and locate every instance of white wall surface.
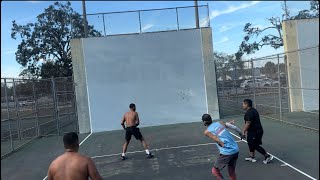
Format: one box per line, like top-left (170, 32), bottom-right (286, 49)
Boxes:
top-left (81, 29), bottom-right (210, 132)
top-left (296, 19), bottom-right (319, 111)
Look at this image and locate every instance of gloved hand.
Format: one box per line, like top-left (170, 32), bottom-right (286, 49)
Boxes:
top-left (240, 134), bottom-right (246, 140)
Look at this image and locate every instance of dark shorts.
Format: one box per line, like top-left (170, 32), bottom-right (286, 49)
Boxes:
top-left (247, 131), bottom-right (263, 148)
top-left (125, 126), bottom-right (143, 141)
top-left (214, 152), bottom-right (239, 170)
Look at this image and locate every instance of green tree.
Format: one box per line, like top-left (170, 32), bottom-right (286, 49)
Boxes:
top-left (214, 51), bottom-right (244, 80)
top-left (11, 1), bottom-right (102, 79)
top-left (261, 61), bottom-right (277, 76)
top-left (235, 1), bottom-right (319, 59)
top-left (260, 61), bottom-right (286, 76)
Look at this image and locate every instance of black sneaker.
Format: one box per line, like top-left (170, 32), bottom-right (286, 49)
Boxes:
top-left (147, 153), bottom-right (154, 159)
top-left (121, 155), bottom-right (126, 160)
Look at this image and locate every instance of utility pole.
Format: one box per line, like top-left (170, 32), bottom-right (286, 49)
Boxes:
top-left (284, 0), bottom-right (289, 20)
top-left (82, 0), bottom-right (88, 38)
top-left (194, 0), bottom-right (200, 28)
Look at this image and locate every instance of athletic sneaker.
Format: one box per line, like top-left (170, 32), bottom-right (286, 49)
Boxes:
top-left (263, 155), bottom-right (273, 164)
top-left (147, 153), bottom-right (154, 159)
top-left (245, 157), bottom-right (257, 162)
top-left (121, 155), bottom-right (126, 160)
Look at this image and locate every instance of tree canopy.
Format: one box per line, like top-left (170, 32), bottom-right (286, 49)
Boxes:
top-left (11, 1), bottom-right (102, 79)
top-left (235, 0), bottom-right (319, 60)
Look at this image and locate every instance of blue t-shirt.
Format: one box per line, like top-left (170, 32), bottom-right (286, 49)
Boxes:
top-left (207, 122), bottom-right (239, 155)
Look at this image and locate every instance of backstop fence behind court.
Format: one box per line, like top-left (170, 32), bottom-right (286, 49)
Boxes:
top-left (215, 46), bottom-right (319, 129)
top-left (1, 76), bottom-right (78, 158)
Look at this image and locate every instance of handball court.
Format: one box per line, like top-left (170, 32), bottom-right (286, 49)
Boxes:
top-left (1, 113), bottom-right (319, 180)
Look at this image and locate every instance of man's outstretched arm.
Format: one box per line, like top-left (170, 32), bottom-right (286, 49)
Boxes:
top-left (223, 122), bottom-right (245, 139)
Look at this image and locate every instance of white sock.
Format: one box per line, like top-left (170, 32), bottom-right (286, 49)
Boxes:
top-left (122, 153), bottom-right (125, 157)
top-left (145, 149), bottom-right (150, 155)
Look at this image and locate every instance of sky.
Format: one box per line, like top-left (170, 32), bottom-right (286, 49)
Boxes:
top-left (1, 1), bottom-right (311, 78)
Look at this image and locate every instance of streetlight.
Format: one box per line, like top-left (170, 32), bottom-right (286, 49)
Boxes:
top-left (82, 0), bottom-right (88, 38)
top-left (194, 0), bottom-right (200, 28)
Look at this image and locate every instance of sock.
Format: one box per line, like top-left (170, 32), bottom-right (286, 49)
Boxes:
top-left (122, 153), bottom-right (125, 157)
top-left (145, 149), bottom-right (150, 155)
top-left (251, 156), bottom-right (255, 159)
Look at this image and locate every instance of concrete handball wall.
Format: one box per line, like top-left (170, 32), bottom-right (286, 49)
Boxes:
top-left (282, 18), bottom-right (319, 112)
top-left (71, 28), bottom-right (219, 133)
top-left (70, 39), bottom-right (91, 133)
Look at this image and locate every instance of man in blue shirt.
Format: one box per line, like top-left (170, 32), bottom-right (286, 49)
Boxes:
top-left (202, 114), bottom-right (244, 180)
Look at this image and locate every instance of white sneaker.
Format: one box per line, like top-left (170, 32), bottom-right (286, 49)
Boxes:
top-left (263, 155), bottom-right (273, 164)
top-left (245, 157), bottom-right (257, 162)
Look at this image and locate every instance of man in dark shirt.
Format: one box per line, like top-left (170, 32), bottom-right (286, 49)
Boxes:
top-left (242, 99), bottom-right (273, 164)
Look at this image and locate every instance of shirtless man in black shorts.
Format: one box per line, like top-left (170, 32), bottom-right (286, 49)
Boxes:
top-left (47, 132), bottom-right (103, 180)
top-left (121, 103), bottom-right (154, 160)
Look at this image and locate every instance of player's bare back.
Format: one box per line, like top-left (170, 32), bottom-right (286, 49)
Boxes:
top-left (49, 153), bottom-right (90, 180)
top-left (124, 111), bottom-right (139, 127)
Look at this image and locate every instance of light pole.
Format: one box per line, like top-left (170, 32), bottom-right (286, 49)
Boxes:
top-left (82, 0), bottom-right (88, 38)
top-left (284, 0), bottom-right (289, 20)
top-left (194, 0), bottom-right (200, 28)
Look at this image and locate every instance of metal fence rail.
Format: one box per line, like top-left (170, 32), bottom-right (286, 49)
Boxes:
top-left (1, 76), bottom-right (78, 159)
top-left (72, 5), bottom-right (210, 38)
top-left (215, 46), bottom-right (319, 129)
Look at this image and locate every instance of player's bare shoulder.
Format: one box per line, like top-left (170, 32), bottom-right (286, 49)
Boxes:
top-left (48, 154), bottom-right (64, 172)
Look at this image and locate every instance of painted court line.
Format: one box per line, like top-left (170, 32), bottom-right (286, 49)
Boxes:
top-left (260, 115), bottom-right (319, 132)
top-left (305, 111), bottom-right (319, 115)
top-left (229, 132), bottom-right (317, 180)
top-left (90, 140), bottom-right (243, 159)
top-left (42, 133), bottom-right (93, 180)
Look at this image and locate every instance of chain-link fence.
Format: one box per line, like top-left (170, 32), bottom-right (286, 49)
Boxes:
top-left (216, 46), bottom-right (319, 129)
top-left (72, 5), bottom-right (210, 38)
top-left (1, 77), bottom-right (78, 158)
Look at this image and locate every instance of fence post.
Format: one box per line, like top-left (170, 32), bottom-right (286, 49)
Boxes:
top-left (251, 59), bottom-right (256, 108)
top-left (12, 79), bottom-right (21, 140)
top-left (176, 8), bottom-right (180, 30)
top-left (51, 77), bottom-right (60, 136)
top-left (206, 4), bottom-right (210, 27)
top-left (4, 78), bottom-right (14, 151)
top-left (284, 55), bottom-right (291, 112)
top-left (222, 77), bottom-right (225, 101)
top-left (32, 80), bottom-right (40, 137)
top-left (277, 55), bottom-right (282, 119)
top-left (138, 11), bottom-right (142, 33)
top-left (102, 14), bottom-right (106, 36)
top-left (234, 65), bottom-right (238, 105)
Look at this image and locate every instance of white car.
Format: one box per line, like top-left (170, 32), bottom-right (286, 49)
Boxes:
top-left (240, 79), bottom-right (271, 88)
top-left (240, 80), bottom-right (258, 88)
top-left (19, 100), bottom-right (35, 106)
top-left (263, 78), bottom-right (280, 86)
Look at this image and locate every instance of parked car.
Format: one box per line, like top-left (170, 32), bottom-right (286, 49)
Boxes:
top-left (240, 79), bottom-right (271, 88)
top-left (19, 100), bottom-right (35, 106)
top-left (241, 80), bottom-right (258, 88)
top-left (263, 78), bottom-right (279, 87)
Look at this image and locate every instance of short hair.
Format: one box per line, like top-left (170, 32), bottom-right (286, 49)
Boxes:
top-left (129, 103), bottom-right (136, 109)
top-left (202, 113), bottom-right (212, 125)
top-left (63, 132), bottom-right (79, 147)
top-left (243, 99), bottom-right (253, 107)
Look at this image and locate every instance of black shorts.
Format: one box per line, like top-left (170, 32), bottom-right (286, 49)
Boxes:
top-left (214, 152), bottom-right (239, 170)
top-left (125, 126), bottom-right (143, 141)
top-left (247, 131), bottom-right (263, 148)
